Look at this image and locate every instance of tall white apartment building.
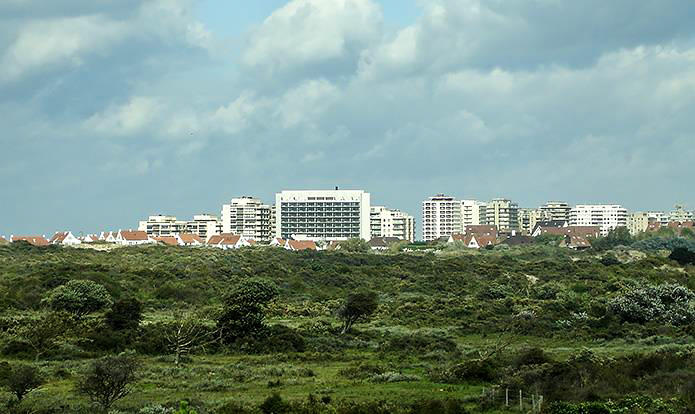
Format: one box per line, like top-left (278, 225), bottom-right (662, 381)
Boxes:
top-left (221, 196), bottom-right (273, 242)
top-left (139, 215), bottom-right (186, 237)
top-left (570, 205), bottom-right (627, 236)
top-left (422, 194), bottom-right (462, 241)
top-left (275, 190), bottom-right (371, 241)
top-left (185, 214), bottom-right (222, 239)
top-left (485, 198), bottom-right (519, 234)
top-left (518, 208), bottom-right (550, 235)
top-left (370, 206), bottom-right (415, 242)
top-left (461, 200), bottom-right (487, 226)
top-left (540, 201), bottom-right (571, 222)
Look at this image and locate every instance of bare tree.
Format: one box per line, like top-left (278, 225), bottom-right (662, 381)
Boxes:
top-left (165, 313), bottom-right (219, 365)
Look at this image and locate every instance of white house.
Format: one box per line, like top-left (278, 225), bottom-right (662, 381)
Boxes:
top-left (115, 230), bottom-right (155, 246)
top-left (206, 233), bottom-right (252, 250)
top-left (49, 231), bottom-right (82, 245)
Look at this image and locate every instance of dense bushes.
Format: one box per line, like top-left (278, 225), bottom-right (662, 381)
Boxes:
top-left (607, 283), bottom-right (695, 325)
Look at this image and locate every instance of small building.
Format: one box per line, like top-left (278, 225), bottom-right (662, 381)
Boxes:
top-left (153, 236), bottom-right (179, 246)
top-left (100, 231), bottom-right (118, 243)
top-left (49, 231), bottom-right (82, 246)
top-left (284, 239), bottom-right (317, 251)
top-left (532, 225), bottom-right (600, 239)
top-left (562, 235), bottom-right (592, 250)
top-left (269, 237), bottom-right (286, 247)
top-left (368, 236), bottom-right (403, 250)
top-left (10, 235), bottom-right (50, 246)
top-left (206, 233), bottom-right (252, 250)
top-left (179, 233), bottom-right (203, 246)
top-left (81, 234), bottom-right (100, 243)
top-left (501, 235), bottom-right (534, 247)
top-left (116, 230), bottom-right (154, 246)
top-left (530, 221), bottom-right (569, 237)
top-left (0, 236), bottom-right (8, 246)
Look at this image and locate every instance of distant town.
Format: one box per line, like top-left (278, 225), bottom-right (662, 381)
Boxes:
top-left (2, 189), bottom-right (693, 251)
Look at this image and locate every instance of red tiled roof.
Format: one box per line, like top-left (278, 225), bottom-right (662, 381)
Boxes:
top-left (49, 232), bottom-right (69, 243)
top-left (286, 240), bottom-right (317, 251)
top-left (465, 225), bottom-right (498, 237)
top-left (120, 230), bottom-right (149, 241)
top-left (12, 236), bottom-right (50, 246)
top-left (153, 236), bottom-right (178, 246)
top-left (540, 226), bottom-right (600, 238)
top-left (179, 233), bottom-right (202, 244)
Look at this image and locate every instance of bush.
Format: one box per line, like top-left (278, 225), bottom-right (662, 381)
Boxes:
top-left (0, 364), bottom-right (44, 402)
top-left (43, 280), bottom-right (112, 318)
top-left (217, 279), bottom-right (279, 344)
top-left (669, 247), bottom-right (695, 265)
top-left (76, 352), bottom-right (140, 411)
top-left (259, 394), bottom-right (290, 414)
top-left (106, 298), bottom-right (143, 331)
top-left (608, 283), bottom-right (695, 325)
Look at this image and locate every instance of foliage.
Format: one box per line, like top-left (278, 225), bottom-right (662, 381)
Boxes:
top-left (590, 227), bottom-right (633, 251)
top-left (0, 363), bottom-right (43, 402)
top-left (669, 247), bottom-right (695, 265)
top-left (632, 236), bottom-right (695, 252)
top-left (43, 279), bottom-right (112, 318)
top-left (607, 283), bottom-right (695, 325)
top-left (338, 238), bottom-right (371, 253)
top-left (76, 352), bottom-right (140, 411)
top-left (259, 393), bottom-right (290, 414)
top-left (338, 291), bottom-right (378, 334)
top-left (165, 313), bottom-right (218, 365)
top-left (4, 312), bottom-right (73, 361)
top-left (105, 298), bottom-right (143, 331)
top-left (217, 279), bottom-right (279, 345)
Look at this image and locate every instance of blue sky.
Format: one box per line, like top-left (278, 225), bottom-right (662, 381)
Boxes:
top-left (2, 0), bottom-right (695, 236)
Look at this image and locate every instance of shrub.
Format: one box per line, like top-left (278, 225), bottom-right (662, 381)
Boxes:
top-left (76, 352), bottom-right (140, 411)
top-left (43, 280), bottom-right (112, 318)
top-left (106, 298), bottom-right (143, 331)
top-left (259, 394), bottom-right (290, 414)
top-left (338, 291), bottom-right (378, 334)
top-left (669, 247), bottom-right (695, 265)
top-left (339, 363), bottom-right (386, 380)
top-left (0, 364), bottom-right (44, 402)
top-left (608, 283), bottom-right (695, 325)
top-left (217, 279), bottom-right (279, 344)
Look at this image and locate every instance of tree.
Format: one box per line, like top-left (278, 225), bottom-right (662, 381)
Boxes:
top-left (43, 279), bottom-right (113, 318)
top-left (338, 238), bottom-right (371, 253)
top-left (338, 291), bottom-right (378, 334)
top-left (165, 313), bottom-right (218, 365)
top-left (105, 297), bottom-right (143, 331)
top-left (9, 312), bottom-right (72, 361)
top-left (76, 352), bottom-right (140, 412)
top-left (217, 279), bottom-right (279, 344)
top-left (0, 364), bottom-right (44, 402)
top-left (669, 247), bottom-right (695, 266)
top-left (590, 227), bottom-right (633, 251)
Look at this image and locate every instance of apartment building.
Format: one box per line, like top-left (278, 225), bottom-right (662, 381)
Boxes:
top-left (540, 201), bottom-right (571, 223)
top-left (221, 196), bottom-right (273, 242)
top-left (461, 200), bottom-right (487, 226)
top-left (422, 194), bottom-right (462, 242)
top-left (185, 214), bottom-right (222, 240)
top-left (370, 206), bottom-right (415, 242)
top-left (627, 212), bottom-right (650, 236)
top-left (570, 204), bottom-right (627, 236)
top-left (670, 205), bottom-right (693, 223)
top-left (138, 215), bottom-right (186, 237)
top-left (275, 190), bottom-right (371, 241)
top-left (518, 208), bottom-right (550, 236)
top-left (485, 198), bottom-right (519, 235)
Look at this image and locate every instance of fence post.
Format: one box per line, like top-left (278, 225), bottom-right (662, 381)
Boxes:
top-left (532, 394), bottom-right (536, 412)
top-left (519, 390), bottom-right (523, 411)
top-left (506, 388), bottom-right (509, 407)
top-left (539, 395), bottom-right (544, 412)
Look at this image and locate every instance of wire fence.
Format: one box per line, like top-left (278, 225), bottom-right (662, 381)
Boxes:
top-left (480, 386), bottom-right (544, 413)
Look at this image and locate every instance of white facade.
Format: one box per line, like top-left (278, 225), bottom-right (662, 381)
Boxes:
top-left (185, 214), bottom-right (222, 239)
top-left (422, 194), bottom-right (462, 242)
top-left (518, 208), bottom-right (550, 236)
top-left (370, 206), bottom-right (415, 242)
top-left (138, 215), bottom-right (186, 237)
top-left (461, 200), bottom-right (487, 227)
top-left (221, 197), bottom-right (272, 242)
top-left (275, 190), bottom-right (371, 241)
top-left (669, 205), bottom-right (693, 222)
top-left (570, 205), bottom-right (628, 236)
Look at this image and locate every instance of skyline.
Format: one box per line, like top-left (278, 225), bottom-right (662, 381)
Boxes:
top-left (3, 0), bottom-right (695, 235)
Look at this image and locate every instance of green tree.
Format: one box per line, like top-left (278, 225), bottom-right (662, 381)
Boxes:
top-left (105, 297), bottom-right (143, 331)
top-left (9, 312), bottom-right (72, 361)
top-left (339, 238), bottom-right (371, 253)
top-left (217, 279), bottom-right (279, 344)
top-left (43, 279), bottom-right (113, 318)
top-left (0, 364), bottom-right (44, 402)
top-left (591, 227), bottom-right (633, 251)
top-left (76, 352), bottom-right (140, 412)
top-left (669, 247), bottom-right (695, 266)
top-left (338, 291), bottom-right (379, 334)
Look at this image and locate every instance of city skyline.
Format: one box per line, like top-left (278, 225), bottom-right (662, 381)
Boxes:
top-left (3, 0), bottom-right (695, 235)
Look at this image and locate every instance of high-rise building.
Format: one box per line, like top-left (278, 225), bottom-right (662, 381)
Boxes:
top-left (461, 200), bottom-right (487, 227)
top-left (627, 212), bottom-right (650, 236)
top-left (138, 215), bottom-right (186, 237)
top-left (485, 198), bottom-right (519, 234)
top-left (370, 206), bottom-right (415, 242)
top-left (221, 196), bottom-right (273, 242)
top-left (570, 205), bottom-right (627, 236)
top-left (669, 204), bottom-right (693, 222)
top-left (185, 214), bottom-right (222, 240)
top-left (540, 201), bottom-right (571, 222)
top-left (518, 208), bottom-right (550, 235)
top-left (275, 190), bottom-right (371, 241)
top-left (422, 194), bottom-right (462, 242)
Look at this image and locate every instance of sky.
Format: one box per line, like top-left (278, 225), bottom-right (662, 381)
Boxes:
top-left (2, 0), bottom-right (695, 237)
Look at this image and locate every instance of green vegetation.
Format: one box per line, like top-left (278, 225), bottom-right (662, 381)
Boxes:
top-left (0, 241), bottom-right (694, 413)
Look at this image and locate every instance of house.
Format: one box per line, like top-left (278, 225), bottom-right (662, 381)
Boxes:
top-left (0, 236), bottom-right (8, 246)
top-left (10, 236), bottom-right (50, 246)
top-left (116, 230), bottom-right (154, 246)
top-left (464, 225), bottom-right (499, 238)
top-left (562, 235), bottom-right (592, 250)
top-left (668, 221), bottom-right (694, 233)
top-left (81, 234), bottom-right (100, 243)
top-left (269, 237), bottom-right (286, 247)
top-left (153, 236), bottom-right (179, 246)
top-left (206, 233), bottom-right (252, 250)
top-left (531, 221), bottom-right (569, 237)
top-left (49, 231), bottom-right (81, 246)
top-left (179, 233), bottom-right (203, 246)
top-left (368, 236), bottom-right (403, 250)
top-left (447, 233), bottom-right (466, 243)
top-left (646, 221), bottom-right (662, 232)
top-left (100, 231), bottom-right (118, 243)
top-left (284, 239), bottom-right (317, 251)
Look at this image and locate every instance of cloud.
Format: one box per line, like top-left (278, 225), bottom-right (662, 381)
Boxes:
top-left (242, 0), bottom-right (382, 79)
top-left (84, 96), bottom-right (162, 136)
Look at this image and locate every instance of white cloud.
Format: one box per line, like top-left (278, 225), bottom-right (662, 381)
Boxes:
top-left (242, 0), bottom-right (382, 76)
top-left (84, 96), bottom-right (162, 136)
